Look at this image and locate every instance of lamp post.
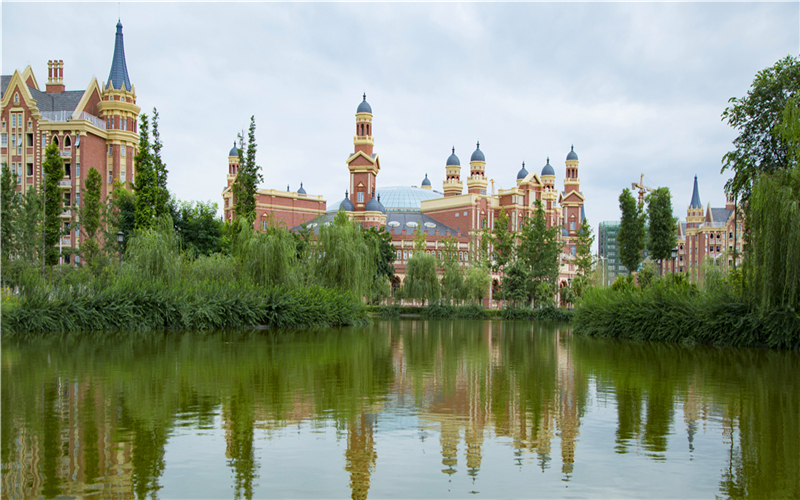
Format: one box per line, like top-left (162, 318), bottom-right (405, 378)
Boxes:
top-left (116, 231), bottom-right (124, 263)
top-left (671, 247), bottom-right (678, 284)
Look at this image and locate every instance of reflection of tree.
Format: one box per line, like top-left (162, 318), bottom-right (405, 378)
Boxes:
top-left (614, 386), bottom-right (643, 454)
top-left (80, 385), bottom-right (101, 484)
top-left (41, 382), bottom-right (62, 499)
top-left (225, 385), bottom-right (258, 500)
top-left (345, 412), bottom-right (377, 500)
top-left (118, 394), bottom-right (168, 500)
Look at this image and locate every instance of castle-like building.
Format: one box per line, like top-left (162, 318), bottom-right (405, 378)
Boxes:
top-left (1, 21), bottom-right (140, 263)
top-left (223, 95), bottom-right (587, 300)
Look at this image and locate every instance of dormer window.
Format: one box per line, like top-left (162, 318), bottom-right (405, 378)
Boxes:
top-left (14, 93), bottom-right (19, 104)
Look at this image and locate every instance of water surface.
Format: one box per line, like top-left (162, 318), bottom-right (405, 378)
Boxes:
top-left (2, 319), bottom-right (798, 498)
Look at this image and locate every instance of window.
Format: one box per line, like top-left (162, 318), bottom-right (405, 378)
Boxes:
top-left (121, 171), bottom-right (125, 182)
top-left (570, 221), bottom-right (576, 231)
top-left (455, 212), bottom-right (459, 217)
top-left (261, 220), bottom-right (268, 231)
top-left (42, 135), bottom-right (46, 148)
top-left (76, 163), bottom-right (80, 178)
top-left (108, 170), bottom-right (113, 184)
top-left (1, 133), bottom-right (6, 146)
top-left (14, 93), bottom-right (18, 104)
top-left (64, 136), bottom-right (71, 148)
top-left (121, 144), bottom-right (125, 157)
top-left (11, 114), bottom-right (15, 128)
top-left (717, 246), bottom-right (720, 252)
top-left (464, 212), bottom-right (467, 216)
top-left (75, 192), bottom-right (80, 206)
top-left (26, 163), bottom-right (33, 176)
top-left (357, 192), bottom-right (364, 203)
top-left (63, 193), bottom-right (71, 207)
top-left (108, 145), bottom-right (113, 156)
top-left (570, 245), bottom-right (576, 256)
top-left (64, 163), bottom-right (71, 178)
top-left (122, 118), bottom-right (126, 131)
top-left (26, 133), bottom-right (33, 147)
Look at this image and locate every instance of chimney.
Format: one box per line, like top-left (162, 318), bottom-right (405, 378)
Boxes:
top-left (46, 59), bottom-right (65, 93)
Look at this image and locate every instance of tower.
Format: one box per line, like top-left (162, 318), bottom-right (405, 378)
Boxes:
top-left (564, 145), bottom-right (579, 193)
top-left (443, 147), bottom-right (463, 197)
top-left (347, 94), bottom-right (380, 210)
top-left (227, 141), bottom-right (239, 187)
top-left (686, 175), bottom-right (703, 229)
top-left (467, 141), bottom-right (488, 195)
top-left (540, 158), bottom-right (558, 228)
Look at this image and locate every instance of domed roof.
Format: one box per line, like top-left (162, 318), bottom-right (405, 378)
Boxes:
top-left (366, 191), bottom-right (383, 212)
top-left (297, 182), bottom-right (306, 195)
top-left (517, 161), bottom-right (529, 180)
top-left (421, 173), bottom-right (431, 186)
top-left (566, 145), bottom-right (578, 161)
top-left (327, 186), bottom-right (443, 214)
top-left (357, 93), bottom-right (372, 114)
top-left (229, 141), bottom-right (238, 157)
top-left (470, 141), bottom-right (485, 162)
top-left (541, 157), bottom-right (555, 176)
top-left (340, 191), bottom-right (355, 212)
top-left (446, 147), bottom-right (460, 166)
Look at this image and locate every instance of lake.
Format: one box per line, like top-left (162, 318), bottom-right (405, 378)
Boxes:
top-left (2, 319), bottom-right (798, 499)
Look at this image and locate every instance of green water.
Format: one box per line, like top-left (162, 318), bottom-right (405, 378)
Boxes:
top-left (2, 319), bottom-right (798, 499)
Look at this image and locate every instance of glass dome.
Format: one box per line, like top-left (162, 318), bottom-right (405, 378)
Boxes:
top-left (327, 186), bottom-right (442, 213)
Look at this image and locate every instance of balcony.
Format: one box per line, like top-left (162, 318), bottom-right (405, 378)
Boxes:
top-left (60, 237), bottom-right (71, 246)
top-left (60, 150), bottom-right (72, 157)
top-left (40, 111), bottom-right (107, 130)
top-left (60, 209), bottom-right (72, 217)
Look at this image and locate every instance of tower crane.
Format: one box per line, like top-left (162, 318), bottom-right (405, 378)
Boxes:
top-left (632, 173), bottom-right (654, 206)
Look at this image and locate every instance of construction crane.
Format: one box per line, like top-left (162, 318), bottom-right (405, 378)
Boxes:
top-left (632, 173), bottom-right (654, 206)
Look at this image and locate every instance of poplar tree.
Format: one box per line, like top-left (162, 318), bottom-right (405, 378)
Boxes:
top-left (152, 108), bottom-right (170, 219)
top-left (518, 200), bottom-right (561, 308)
top-left (618, 187), bottom-right (645, 274)
top-left (79, 167), bottom-right (103, 270)
top-left (1, 165), bottom-right (16, 263)
top-left (645, 187), bottom-right (678, 275)
top-left (133, 114), bottom-right (157, 229)
top-left (232, 117), bottom-right (263, 222)
top-left (573, 217), bottom-right (595, 297)
top-left (42, 142), bottom-right (64, 266)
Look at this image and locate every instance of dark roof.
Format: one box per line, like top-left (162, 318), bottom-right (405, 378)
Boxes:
top-left (541, 157), bottom-right (555, 176)
top-left (446, 147), bottom-right (460, 166)
top-left (357, 93), bottom-right (372, 114)
top-left (0, 75), bottom-right (11, 97)
top-left (107, 21), bottom-right (132, 91)
top-left (28, 86), bottom-right (84, 112)
top-left (711, 207), bottom-right (734, 224)
top-left (341, 192), bottom-right (355, 212)
top-left (517, 161), bottom-right (529, 180)
top-left (421, 173), bottom-right (431, 186)
top-left (297, 183), bottom-right (307, 195)
top-left (365, 192), bottom-right (384, 213)
top-left (470, 141), bottom-right (485, 162)
top-left (229, 141), bottom-right (238, 157)
top-left (295, 210), bottom-right (460, 237)
top-left (566, 145), bottom-right (578, 161)
top-left (689, 175), bottom-right (702, 208)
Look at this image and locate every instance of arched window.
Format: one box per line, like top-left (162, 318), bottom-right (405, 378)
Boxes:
top-left (366, 124), bottom-right (370, 136)
top-left (64, 135), bottom-right (71, 147)
top-left (52, 136), bottom-right (59, 147)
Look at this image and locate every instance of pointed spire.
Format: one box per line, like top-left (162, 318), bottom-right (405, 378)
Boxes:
top-left (689, 175), bottom-right (702, 209)
top-left (107, 20), bottom-right (132, 91)
top-left (476, 141), bottom-right (480, 149)
top-left (363, 93), bottom-right (367, 101)
top-left (452, 146), bottom-right (455, 154)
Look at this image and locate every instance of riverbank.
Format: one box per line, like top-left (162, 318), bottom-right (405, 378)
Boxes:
top-left (367, 304), bottom-right (574, 321)
top-left (572, 283), bottom-right (800, 350)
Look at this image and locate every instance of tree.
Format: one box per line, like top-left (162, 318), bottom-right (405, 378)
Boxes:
top-left (645, 187), bottom-right (678, 275)
top-left (403, 226), bottom-right (439, 305)
top-left (721, 55), bottom-right (800, 202)
top-left (618, 187), bottom-right (645, 274)
top-left (133, 114), bottom-right (157, 229)
top-left (14, 187), bottom-right (43, 264)
top-left (518, 200), bottom-right (561, 308)
top-left (364, 226), bottom-right (396, 304)
top-left (572, 217), bottom-right (595, 297)
top-left (464, 265), bottom-right (491, 305)
top-left (107, 182), bottom-right (137, 255)
top-left (80, 167), bottom-right (103, 270)
top-left (1, 164), bottom-right (17, 263)
top-left (439, 236), bottom-right (464, 304)
top-left (312, 210), bottom-right (375, 298)
top-left (151, 108), bottom-right (170, 219)
top-left (490, 208), bottom-right (514, 274)
top-left (42, 142), bottom-right (65, 267)
top-left (171, 199), bottom-right (224, 257)
top-left (232, 117), bottom-right (263, 222)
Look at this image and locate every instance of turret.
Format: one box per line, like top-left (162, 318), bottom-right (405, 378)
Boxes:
top-left (687, 175), bottom-right (704, 229)
top-left (564, 145), bottom-right (579, 193)
top-left (443, 147), bottom-right (463, 197)
top-left (467, 141), bottom-right (488, 195)
top-left (354, 93), bottom-right (374, 157)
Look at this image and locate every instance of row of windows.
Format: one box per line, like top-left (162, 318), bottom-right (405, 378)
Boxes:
top-left (1, 133), bottom-right (34, 148)
top-left (394, 249), bottom-right (470, 262)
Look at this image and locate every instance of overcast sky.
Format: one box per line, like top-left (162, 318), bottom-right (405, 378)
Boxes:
top-left (3, 2), bottom-right (799, 247)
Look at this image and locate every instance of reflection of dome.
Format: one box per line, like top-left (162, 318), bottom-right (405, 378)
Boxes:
top-left (357, 93), bottom-right (372, 114)
top-left (446, 147), bottom-right (460, 166)
top-left (327, 186), bottom-right (442, 213)
top-left (421, 174), bottom-right (431, 186)
top-left (566, 145), bottom-right (578, 161)
top-left (517, 161), bottom-right (529, 180)
top-left (470, 141), bottom-right (485, 162)
top-left (229, 141), bottom-right (238, 157)
top-left (341, 191), bottom-right (354, 211)
top-left (541, 157), bottom-right (555, 176)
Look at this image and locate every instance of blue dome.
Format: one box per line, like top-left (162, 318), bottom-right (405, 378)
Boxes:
top-left (327, 186), bottom-right (443, 214)
top-left (517, 161), bottom-right (529, 180)
top-left (297, 182), bottom-right (306, 195)
top-left (566, 145), bottom-right (578, 161)
top-left (366, 192), bottom-right (383, 212)
top-left (357, 93), bottom-right (372, 114)
top-left (470, 141), bottom-right (485, 162)
top-left (446, 147), bottom-right (460, 166)
top-left (229, 141), bottom-right (238, 157)
top-left (340, 191), bottom-right (355, 212)
top-left (541, 157), bottom-right (555, 176)
top-left (421, 173), bottom-right (431, 186)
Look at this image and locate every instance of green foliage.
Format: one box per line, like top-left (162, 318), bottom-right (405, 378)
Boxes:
top-left (637, 259), bottom-right (658, 289)
top-left (106, 183), bottom-right (136, 254)
top-left (13, 187), bottom-right (43, 264)
top-left (502, 259), bottom-right (530, 307)
top-left (312, 210), bottom-right (375, 298)
top-left (501, 305), bottom-right (574, 321)
top-left (464, 265), bottom-right (491, 304)
top-left (171, 199), bottom-right (224, 257)
top-left (80, 167), bottom-right (103, 271)
top-left (721, 55), bottom-right (800, 201)
top-left (1, 164), bottom-right (16, 264)
top-left (745, 165), bottom-right (800, 312)
top-left (42, 142), bottom-right (64, 266)
top-left (123, 216), bottom-right (182, 287)
top-left (236, 221), bottom-right (299, 289)
top-left (439, 237), bottom-right (465, 304)
top-left (151, 108), bottom-right (170, 219)
top-left (573, 217), bottom-right (595, 297)
top-left (232, 117), bottom-right (263, 222)
top-left (618, 187), bottom-right (645, 274)
top-left (424, 303), bottom-right (488, 319)
top-left (645, 187), bottom-right (678, 273)
top-left (517, 200), bottom-right (561, 308)
top-left (490, 207), bottom-right (514, 274)
top-left (133, 114), bottom-right (157, 230)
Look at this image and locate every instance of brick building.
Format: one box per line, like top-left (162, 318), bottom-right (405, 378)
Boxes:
top-left (223, 95), bottom-right (588, 299)
top-left (1, 21), bottom-right (140, 263)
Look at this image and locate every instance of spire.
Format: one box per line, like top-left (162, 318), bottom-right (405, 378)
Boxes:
top-left (107, 20), bottom-right (132, 91)
top-left (689, 175), bottom-right (702, 209)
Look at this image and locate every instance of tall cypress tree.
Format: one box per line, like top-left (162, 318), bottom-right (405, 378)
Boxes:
top-left (80, 167), bottom-right (103, 270)
top-left (151, 108), bottom-right (170, 218)
top-left (133, 114), bottom-right (157, 229)
top-left (232, 116), bottom-right (263, 223)
top-left (1, 164), bottom-right (17, 264)
top-left (618, 187), bottom-right (645, 274)
top-left (42, 142), bottom-right (65, 266)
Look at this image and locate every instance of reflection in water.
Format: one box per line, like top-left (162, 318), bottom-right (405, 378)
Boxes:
top-left (2, 321), bottom-right (799, 499)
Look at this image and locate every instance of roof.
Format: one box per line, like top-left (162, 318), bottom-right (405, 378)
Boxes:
top-left (229, 142), bottom-right (239, 157)
top-left (541, 157), bottom-right (555, 176)
top-left (710, 207), bottom-right (733, 224)
top-left (470, 142), bottom-right (485, 162)
top-left (328, 185), bottom-right (443, 213)
top-left (517, 162), bottom-right (529, 180)
top-left (0, 75), bottom-right (11, 97)
top-left (297, 183), bottom-right (306, 195)
top-left (421, 174), bottom-right (431, 186)
top-left (566, 145), bottom-right (578, 161)
top-left (293, 210), bottom-right (460, 237)
top-left (357, 93), bottom-right (372, 114)
top-left (446, 147), bottom-right (460, 166)
top-left (28, 86), bottom-right (84, 112)
top-left (107, 21), bottom-right (132, 91)
top-left (689, 175), bottom-right (702, 209)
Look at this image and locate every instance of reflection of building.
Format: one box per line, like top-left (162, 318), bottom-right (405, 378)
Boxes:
top-left (223, 95), bottom-right (589, 292)
top-left (345, 412), bottom-right (378, 500)
top-left (1, 21), bottom-right (140, 262)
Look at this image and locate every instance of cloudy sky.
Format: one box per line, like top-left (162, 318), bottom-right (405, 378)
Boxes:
top-left (3, 2), bottom-right (799, 244)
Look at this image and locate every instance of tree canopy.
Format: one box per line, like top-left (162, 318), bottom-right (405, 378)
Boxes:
top-left (617, 187), bottom-right (645, 274)
top-left (232, 117), bottom-right (263, 222)
top-left (645, 187), bottom-right (678, 274)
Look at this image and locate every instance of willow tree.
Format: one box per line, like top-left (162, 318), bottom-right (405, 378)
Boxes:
top-left (232, 217), bottom-right (298, 288)
top-left (439, 236), bottom-right (464, 304)
top-left (312, 210), bottom-right (375, 299)
top-left (403, 226), bottom-right (439, 305)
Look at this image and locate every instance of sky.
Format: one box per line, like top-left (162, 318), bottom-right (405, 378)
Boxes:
top-left (3, 2), bottom-right (799, 248)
